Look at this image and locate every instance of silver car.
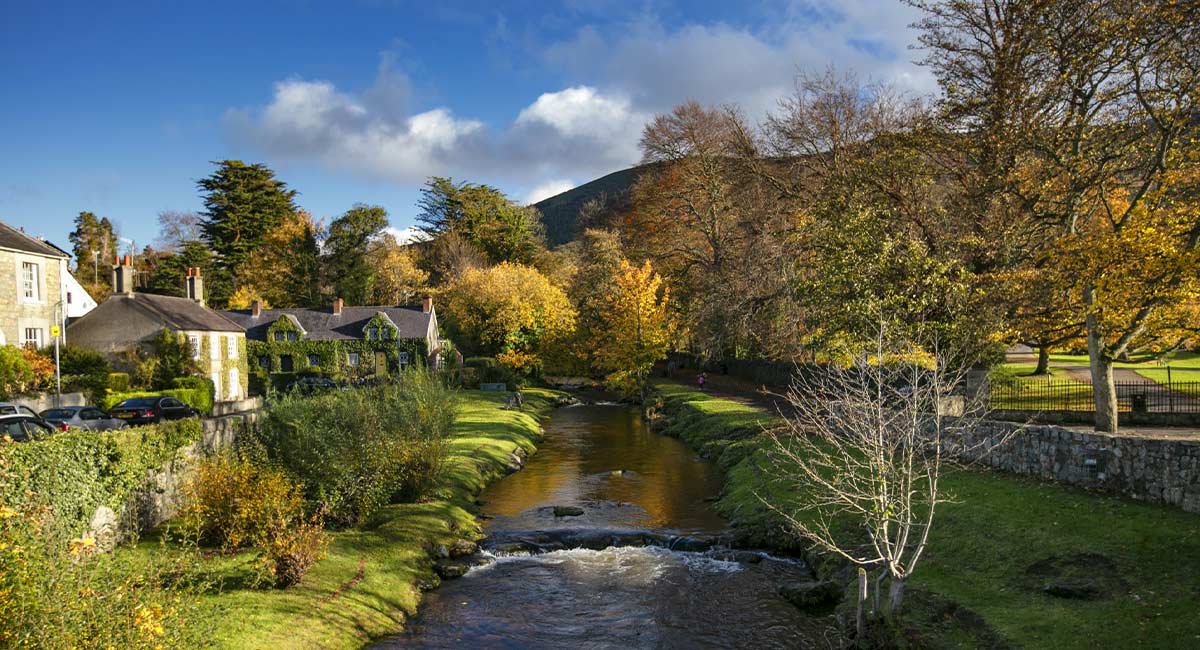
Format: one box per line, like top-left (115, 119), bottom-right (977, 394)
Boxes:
top-left (39, 406), bottom-right (128, 432)
top-left (0, 402), bottom-right (40, 417)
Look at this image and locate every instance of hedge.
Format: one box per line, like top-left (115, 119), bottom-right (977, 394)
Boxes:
top-left (100, 387), bottom-right (214, 415)
top-left (0, 418), bottom-right (204, 538)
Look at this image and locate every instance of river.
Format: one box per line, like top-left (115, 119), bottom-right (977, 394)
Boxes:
top-left (372, 401), bottom-right (834, 649)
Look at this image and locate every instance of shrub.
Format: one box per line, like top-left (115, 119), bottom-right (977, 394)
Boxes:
top-left (108, 372), bottom-right (131, 392)
top-left (0, 449), bottom-right (211, 648)
top-left (179, 452), bottom-right (327, 587)
top-left (149, 329), bottom-right (200, 391)
top-left (0, 346), bottom-right (34, 398)
top-left (253, 369), bottom-right (457, 526)
top-left (55, 346), bottom-right (111, 402)
top-left (463, 356), bottom-right (497, 369)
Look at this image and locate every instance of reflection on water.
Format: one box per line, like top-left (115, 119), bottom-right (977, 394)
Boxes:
top-left (372, 403), bottom-right (832, 649)
top-left (478, 404), bottom-right (727, 533)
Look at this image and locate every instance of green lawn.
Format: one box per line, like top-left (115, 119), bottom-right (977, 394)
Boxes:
top-left (653, 382), bottom-right (1200, 649)
top-left (123, 388), bottom-right (564, 650)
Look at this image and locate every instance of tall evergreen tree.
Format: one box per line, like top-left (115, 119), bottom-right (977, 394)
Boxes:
top-left (197, 160), bottom-right (298, 297)
top-left (67, 211), bottom-right (119, 297)
top-left (324, 204), bottom-right (388, 305)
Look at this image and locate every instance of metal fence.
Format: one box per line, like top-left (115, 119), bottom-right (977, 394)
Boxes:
top-left (990, 379), bottom-right (1200, 413)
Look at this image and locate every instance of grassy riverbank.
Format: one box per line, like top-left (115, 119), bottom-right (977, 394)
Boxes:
top-left (130, 388), bottom-right (564, 650)
top-left (653, 382), bottom-right (1200, 649)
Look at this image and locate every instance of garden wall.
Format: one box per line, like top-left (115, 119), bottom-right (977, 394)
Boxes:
top-left (944, 420), bottom-right (1200, 514)
top-left (989, 409), bottom-right (1200, 428)
top-left (12, 391), bottom-right (87, 411)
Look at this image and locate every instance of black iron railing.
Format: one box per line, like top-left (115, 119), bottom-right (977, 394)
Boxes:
top-left (990, 379), bottom-right (1200, 413)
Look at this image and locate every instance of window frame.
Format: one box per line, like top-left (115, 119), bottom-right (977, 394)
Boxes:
top-left (20, 261), bottom-right (40, 302)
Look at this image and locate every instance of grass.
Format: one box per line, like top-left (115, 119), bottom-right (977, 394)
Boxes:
top-left (652, 381), bottom-right (1200, 650)
top-left (122, 388), bottom-right (564, 650)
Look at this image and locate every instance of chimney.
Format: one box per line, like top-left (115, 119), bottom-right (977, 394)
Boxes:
top-left (332, 297), bottom-right (344, 316)
top-left (421, 295), bottom-right (433, 314)
top-left (251, 300), bottom-right (263, 318)
top-left (112, 255), bottom-right (135, 295)
top-left (185, 267), bottom-right (205, 306)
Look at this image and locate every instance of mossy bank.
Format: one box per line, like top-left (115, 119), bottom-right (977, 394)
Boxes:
top-left (651, 382), bottom-right (1200, 650)
top-left (138, 388), bottom-right (567, 650)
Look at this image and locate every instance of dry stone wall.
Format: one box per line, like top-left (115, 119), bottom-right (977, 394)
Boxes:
top-left (944, 420), bottom-right (1200, 514)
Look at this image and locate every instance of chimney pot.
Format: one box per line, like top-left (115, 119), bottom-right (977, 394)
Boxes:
top-left (333, 297), bottom-right (344, 315)
top-left (421, 295), bottom-right (433, 314)
top-left (122, 254), bottom-right (132, 266)
top-left (251, 300), bottom-right (262, 317)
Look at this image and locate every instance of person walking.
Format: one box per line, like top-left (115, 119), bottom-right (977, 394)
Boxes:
top-left (697, 372), bottom-right (707, 391)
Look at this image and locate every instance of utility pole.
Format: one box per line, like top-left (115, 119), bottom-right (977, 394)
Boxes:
top-left (53, 301), bottom-right (63, 407)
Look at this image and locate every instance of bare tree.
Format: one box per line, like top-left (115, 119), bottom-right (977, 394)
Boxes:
top-left (155, 210), bottom-right (204, 250)
top-left (758, 328), bottom-right (989, 629)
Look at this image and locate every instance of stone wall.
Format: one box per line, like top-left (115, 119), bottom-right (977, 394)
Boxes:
top-left (12, 391), bottom-right (87, 411)
top-left (990, 409), bottom-right (1200, 428)
top-left (88, 409), bottom-right (261, 550)
top-left (944, 420), bottom-right (1200, 513)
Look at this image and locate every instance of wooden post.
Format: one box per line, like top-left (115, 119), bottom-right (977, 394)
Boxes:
top-left (856, 567), bottom-right (868, 638)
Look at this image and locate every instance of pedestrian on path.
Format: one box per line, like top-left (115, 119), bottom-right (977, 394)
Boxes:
top-left (697, 372), bottom-right (707, 391)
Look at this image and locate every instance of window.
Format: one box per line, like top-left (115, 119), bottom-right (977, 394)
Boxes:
top-left (209, 333), bottom-right (219, 361)
top-left (226, 335), bottom-right (237, 359)
top-left (280, 355), bottom-right (294, 372)
top-left (228, 368), bottom-right (240, 400)
top-left (286, 331), bottom-right (298, 342)
top-left (307, 353), bottom-right (320, 366)
top-left (347, 352), bottom-right (360, 367)
top-left (189, 335), bottom-right (202, 360)
top-left (366, 328), bottom-right (379, 341)
top-left (22, 328), bottom-right (43, 348)
top-left (67, 291), bottom-right (73, 304)
top-left (20, 262), bottom-right (39, 302)
top-left (162, 398), bottom-right (182, 408)
top-left (273, 331), bottom-right (285, 342)
top-left (258, 356), bottom-right (271, 370)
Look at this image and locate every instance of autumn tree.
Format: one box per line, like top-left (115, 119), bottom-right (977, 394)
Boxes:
top-left (67, 211), bottom-right (119, 297)
top-left (915, 0), bottom-right (1200, 431)
top-left (155, 210), bottom-right (204, 251)
top-left (366, 235), bottom-right (428, 306)
top-left (198, 160), bottom-right (299, 299)
top-left (592, 259), bottom-right (676, 402)
top-left (441, 262), bottom-right (576, 375)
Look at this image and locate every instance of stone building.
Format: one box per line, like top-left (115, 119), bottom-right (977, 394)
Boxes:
top-left (220, 296), bottom-right (442, 385)
top-left (67, 258), bottom-right (249, 401)
top-left (0, 220), bottom-right (70, 348)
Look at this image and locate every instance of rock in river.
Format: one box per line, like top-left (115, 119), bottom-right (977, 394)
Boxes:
top-left (552, 505), bottom-right (585, 517)
top-left (778, 581), bottom-right (842, 610)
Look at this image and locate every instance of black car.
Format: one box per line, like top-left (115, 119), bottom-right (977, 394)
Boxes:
top-left (0, 414), bottom-right (56, 442)
top-left (108, 397), bottom-right (198, 424)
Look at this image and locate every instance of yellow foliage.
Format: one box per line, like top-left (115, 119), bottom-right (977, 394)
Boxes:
top-left (592, 260), bottom-right (676, 397)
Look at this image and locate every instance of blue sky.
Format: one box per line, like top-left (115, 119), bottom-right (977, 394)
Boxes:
top-left (0, 0), bottom-right (930, 255)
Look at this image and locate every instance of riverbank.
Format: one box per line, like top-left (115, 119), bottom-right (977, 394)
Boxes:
top-left (652, 381), bottom-right (1200, 649)
top-left (132, 388), bottom-right (565, 650)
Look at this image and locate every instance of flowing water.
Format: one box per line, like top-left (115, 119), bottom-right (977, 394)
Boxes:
top-left (372, 402), bottom-right (834, 649)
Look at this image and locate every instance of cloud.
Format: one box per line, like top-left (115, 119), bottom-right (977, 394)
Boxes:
top-left (524, 179), bottom-right (575, 205)
top-left (226, 71), bottom-right (644, 186)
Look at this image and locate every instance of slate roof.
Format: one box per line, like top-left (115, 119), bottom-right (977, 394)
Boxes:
top-left (0, 220), bottom-right (69, 258)
top-left (221, 305), bottom-right (433, 342)
top-left (122, 293), bottom-right (245, 332)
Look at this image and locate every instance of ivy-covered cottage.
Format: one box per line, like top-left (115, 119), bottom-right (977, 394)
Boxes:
top-left (67, 259), bottom-right (249, 400)
top-left (220, 296), bottom-right (442, 386)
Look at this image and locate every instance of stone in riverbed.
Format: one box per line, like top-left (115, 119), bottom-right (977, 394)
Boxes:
top-left (448, 539), bottom-right (479, 558)
top-left (553, 505), bottom-right (585, 517)
top-left (415, 575), bottom-right (441, 591)
top-left (778, 581), bottom-right (842, 610)
top-left (434, 560), bottom-right (471, 579)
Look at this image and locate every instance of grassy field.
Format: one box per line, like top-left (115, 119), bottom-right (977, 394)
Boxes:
top-left (653, 382), bottom-right (1200, 649)
top-left (994, 351), bottom-right (1200, 408)
top-left (124, 388), bottom-right (563, 650)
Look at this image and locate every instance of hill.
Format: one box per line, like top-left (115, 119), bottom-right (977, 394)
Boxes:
top-left (532, 164), bottom-right (655, 246)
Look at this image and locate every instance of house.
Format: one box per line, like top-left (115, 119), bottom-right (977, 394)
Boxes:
top-left (220, 296), bottom-right (442, 382)
top-left (63, 270), bottom-right (98, 320)
top-left (0, 220), bottom-right (70, 348)
top-left (67, 257), bottom-right (249, 401)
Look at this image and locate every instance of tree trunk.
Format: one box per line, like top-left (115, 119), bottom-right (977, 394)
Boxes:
top-left (856, 568), bottom-right (868, 638)
top-left (886, 576), bottom-right (906, 616)
top-left (1087, 323), bottom-right (1118, 433)
top-left (1034, 346), bottom-right (1050, 375)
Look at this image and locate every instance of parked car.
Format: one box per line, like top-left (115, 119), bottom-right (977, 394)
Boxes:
top-left (286, 376), bottom-right (338, 394)
top-left (0, 402), bottom-right (40, 417)
top-left (39, 406), bottom-right (129, 432)
top-left (108, 397), bottom-right (198, 425)
top-left (0, 414), bottom-right (56, 442)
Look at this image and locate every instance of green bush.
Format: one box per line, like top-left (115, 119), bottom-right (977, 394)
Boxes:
top-left (0, 346), bottom-right (34, 399)
top-left (52, 346), bottom-right (111, 402)
top-left (463, 356), bottom-right (497, 369)
top-left (0, 450), bottom-right (212, 648)
top-left (252, 370), bottom-right (457, 527)
top-left (107, 372), bottom-right (131, 392)
top-left (100, 387), bottom-right (213, 415)
top-left (0, 419), bottom-right (204, 540)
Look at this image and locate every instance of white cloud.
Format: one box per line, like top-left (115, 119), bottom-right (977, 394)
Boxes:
top-left (384, 226), bottom-right (429, 245)
top-left (524, 179), bottom-right (575, 205)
